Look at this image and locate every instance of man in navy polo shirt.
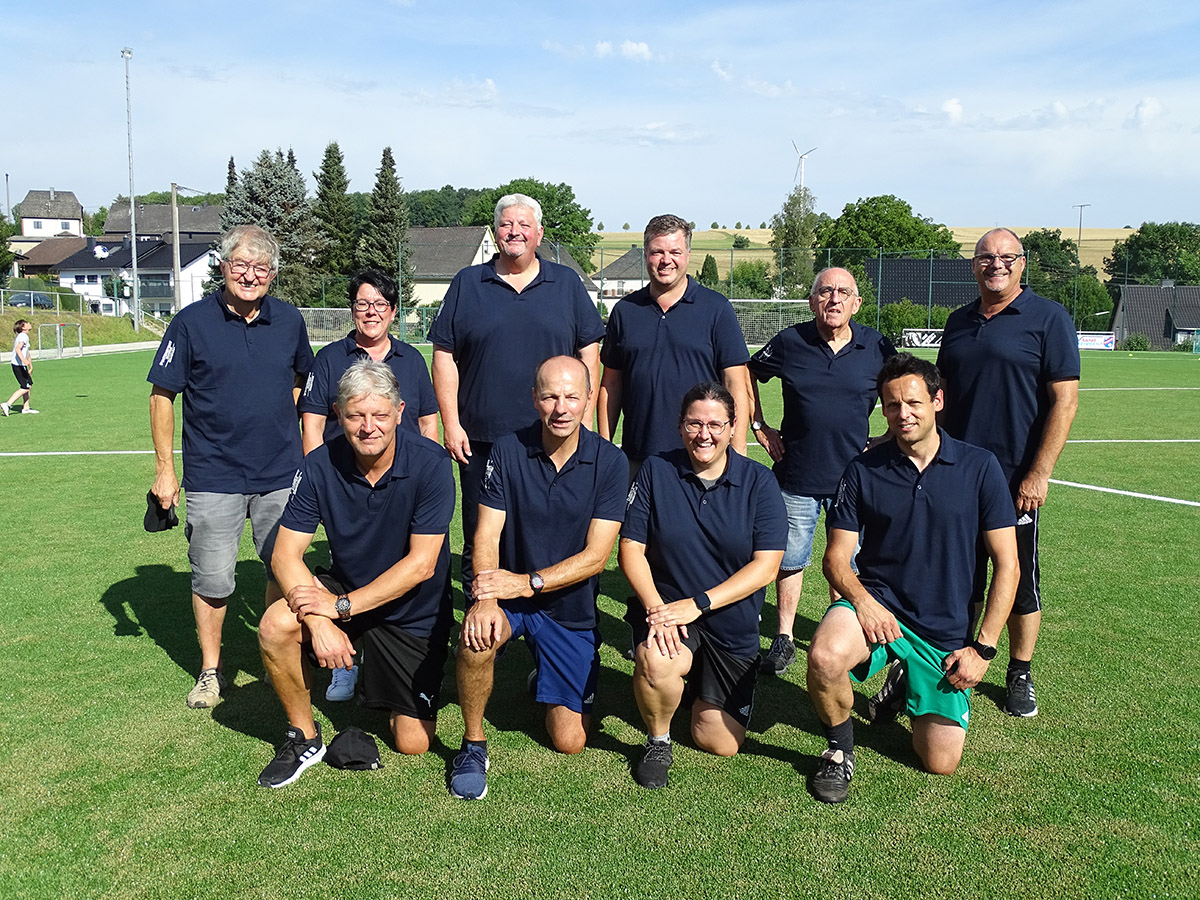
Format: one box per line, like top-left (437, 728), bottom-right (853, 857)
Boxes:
top-left (598, 214), bottom-right (752, 476)
top-left (429, 194), bottom-right (605, 602)
top-left (148, 225), bottom-right (314, 710)
top-left (749, 267), bottom-right (895, 675)
top-left (449, 355), bottom-right (626, 800)
top-left (936, 227), bottom-right (1080, 718)
top-left (806, 353), bottom-right (1017, 803)
top-left (258, 360), bottom-right (455, 788)
top-left (300, 268), bottom-right (438, 453)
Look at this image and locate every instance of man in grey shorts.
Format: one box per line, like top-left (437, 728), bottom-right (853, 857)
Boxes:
top-left (148, 224), bottom-right (314, 708)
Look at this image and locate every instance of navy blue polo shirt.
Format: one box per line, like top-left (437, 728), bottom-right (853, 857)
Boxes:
top-left (148, 291), bottom-right (314, 493)
top-left (279, 430), bottom-right (455, 637)
top-left (937, 287), bottom-right (1080, 493)
top-left (750, 320), bottom-right (895, 495)
top-left (299, 332), bottom-right (438, 442)
top-left (479, 422), bottom-right (627, 629)
top-left (601, 277), bottom-right (750, 462)
top-left (827, 432), bottom-right (1015, 650)
top-left (621, 449), bottom-right (787, 657)
top-left (427, 255), bottom-right (605, 442)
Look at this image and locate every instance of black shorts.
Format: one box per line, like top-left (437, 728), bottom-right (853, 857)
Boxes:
top-left (12, 365), bottom-right (32, 389)
top-left (306, 618), bottom-right (449, 721)
top-left (628, 605), bottom-right (759, 728)
top-left (973, 507), bottom-right (1041, 616)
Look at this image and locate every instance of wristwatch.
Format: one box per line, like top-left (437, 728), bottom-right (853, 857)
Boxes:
top-left (751, 421), bottom-right (765, 433)
top-left (335, 595), bottom-right (352, 621)
top-left (694, 592), bottom-right (712, 614)
top-left (529, 572), bottom-right (545, 595)
top-left (970, 639), bottom-right (997, 660)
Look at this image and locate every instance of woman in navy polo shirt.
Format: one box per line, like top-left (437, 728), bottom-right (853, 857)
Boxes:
top-left (620, 382), bottom-right (786, 789)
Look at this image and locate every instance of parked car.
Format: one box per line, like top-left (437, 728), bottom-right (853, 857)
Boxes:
top-left (8, 291), bottom-right (54, 309)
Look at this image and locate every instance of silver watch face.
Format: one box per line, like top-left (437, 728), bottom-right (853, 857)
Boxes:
top-left (336, 596), bottom-right (351, 616)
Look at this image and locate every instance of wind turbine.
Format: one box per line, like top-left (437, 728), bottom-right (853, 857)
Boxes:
top-left (792, 142), bottom-right (817, 191)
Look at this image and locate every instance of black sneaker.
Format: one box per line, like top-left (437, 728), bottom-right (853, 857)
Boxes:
top-left (258, 723), bottom-right (325, 788)
top-left (1004, 669), bottom-right (1038, 717)
top-left (866, 661), bottom-right (907, 723)
top-left (760, 634), bottom-right (797, 675)
top-left (633, 739), bottom-right (673, 789)
top-left (811, 747), bottom-right (854, 804)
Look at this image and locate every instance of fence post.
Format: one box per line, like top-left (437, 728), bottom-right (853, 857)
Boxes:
top-left (927, 249), bottom-right (934, 328)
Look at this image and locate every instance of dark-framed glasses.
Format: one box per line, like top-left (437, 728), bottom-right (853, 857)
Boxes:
top-left (815, 285), bottom-right (857, 300)
top-left (683, 419), bottom-right (730, 436)
top-left (225, 259), bottom-right (274, 279)
top-left (353, 299), bottom-right (392, 312)
top-left (972, 253), bottom-right (1024, 268)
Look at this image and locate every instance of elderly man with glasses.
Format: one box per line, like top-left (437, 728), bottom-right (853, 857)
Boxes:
top-left (148, 224), bottom-right (315, 710)
top-left (748, 267), bottom-right (895, 676)
top-left (922, 227), bottom-right (1080, 719)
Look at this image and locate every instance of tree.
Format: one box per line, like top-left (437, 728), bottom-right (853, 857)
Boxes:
top-left (408, 185), bottom-right (484, 228)
top-left (226, 157), bottom-right (237, 197)
top-left (710, 221), bottom-right (719, 229)
top-left (622, 223), bottom-right (630, 231)
top-left (768, 185), bottom-right (819, 298)
top-left (221, 147), bottom-right (325, 305)
top-left (698, 253), bottom-right (720, 288)
top-left (728, 260), bottom-right (772, 298)
top-left (759, 221), bottom-right (766, 229)
top-left (0, 215), bottom-right (16, 289)
top-left (735, 221), bottom-right (742, 229)
top-left (312, 141), bottom-right (357, 276)
top-left (356, 146), bottom-right (415, 304)
top-left (732, 234), bottom-right (750, 249)
top-left (84, 207), bottom-right (108, 236)
top-left (597, 222), bottom-right (604, 231)
top-left (1021, 228), bottom-right (1111, 328)
top-left (813, 194), bottom-right (960, 270)
top-left (465, 178), bottom-right (599, 272)
top-left (1104, 222), bottom-right (1200, 298)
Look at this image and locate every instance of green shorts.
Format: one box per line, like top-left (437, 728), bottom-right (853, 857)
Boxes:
top-left (829, 599), bottom-right (971, 731)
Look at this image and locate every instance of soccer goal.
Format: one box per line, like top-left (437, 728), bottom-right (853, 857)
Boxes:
top-left (36, 323), bottom-right (83, 359)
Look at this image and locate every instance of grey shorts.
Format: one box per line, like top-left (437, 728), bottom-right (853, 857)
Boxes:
top-left (184, 489), bottom-right (289, 598)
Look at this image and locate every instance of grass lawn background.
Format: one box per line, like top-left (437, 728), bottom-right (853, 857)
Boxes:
top-left (0, 348), bottom-right (1196, 899)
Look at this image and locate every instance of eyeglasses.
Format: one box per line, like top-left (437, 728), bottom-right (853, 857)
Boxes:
top-left (224, 259), bottom-right (274, 280)
top-left (972, 253), bottom-right (1024, 268)
top-left (683, 420), bottom-right (730, 436)
top-left (814, 285), bottom-right (857, 300)
top-left (352, 299), bottom-right (393, 312)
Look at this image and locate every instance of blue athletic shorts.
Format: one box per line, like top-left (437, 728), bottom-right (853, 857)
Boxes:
top-left (505, 607), bottom-right (599, 714)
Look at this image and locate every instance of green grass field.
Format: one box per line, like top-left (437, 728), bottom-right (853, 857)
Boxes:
top-left (1, 349), bottom-right (1197, 899)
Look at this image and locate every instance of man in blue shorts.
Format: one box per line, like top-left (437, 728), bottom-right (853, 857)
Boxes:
top-left (429, 194), bottom-right (605, 602)
top-left (806, 353), bottom-right (1018, 803)
top-left (148, 225), bottom-right (314, 710)
top-left (449, 355), bottom-right (627, 800)
top-left (598, 214), bottom-right (752, 477)
top-left (935, 227), bottom-right (1080, 717)
top-left (749, 267), bottom-right (895, 675)
top-left (258, 360), bottom-right (455, 787)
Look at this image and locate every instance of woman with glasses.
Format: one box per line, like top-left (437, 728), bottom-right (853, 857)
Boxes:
top-left (620, 381), bottom-right (786, 789)
top-left (300, 269), bottom-right (439, 455)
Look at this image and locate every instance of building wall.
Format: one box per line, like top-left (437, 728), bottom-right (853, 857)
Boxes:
top-left (22, 217), bottom-right (83, 238)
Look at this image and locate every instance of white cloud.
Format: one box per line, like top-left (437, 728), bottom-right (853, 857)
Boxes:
top-left (744, 77), bottom-right (793, 98)
top-left (711, 60), bottom-right (733, 82)
top-left (1125, 96), bottom-right (1164, 129)
top-left (621, 40), bottom-right (652, 61)
top-left (594, 41), bottom-right (613, 58)
top-left (942, 98), bottom-right (963, 122)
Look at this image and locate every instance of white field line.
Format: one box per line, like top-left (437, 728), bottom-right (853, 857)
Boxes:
top-left (1066, 439), bottom-right (1200, 443)
top-left (1079, 387), bottom-right (1200, 391)
top-left (1049, 479), bottom-right (1200, 508)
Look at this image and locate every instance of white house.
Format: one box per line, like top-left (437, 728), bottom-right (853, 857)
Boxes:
top-left (55, 237), bottom-right (216, 316)
top-left (593, 247), bottom-right (649, 299)
top-left (18, 189), bottom-right (84, 238)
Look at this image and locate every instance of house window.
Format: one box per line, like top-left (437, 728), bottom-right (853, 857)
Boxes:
top-left (88, 275), bottom-right (99, 284)
top-left (33, 221), bottom-right (42, 230)
top-left (75, 275), bottom-right (86, 283)
top-left (61, 221), bottom-right (70, 230)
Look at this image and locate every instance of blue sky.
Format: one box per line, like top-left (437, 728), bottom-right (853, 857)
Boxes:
top-left (4, 0), bottom-right (1198, 232)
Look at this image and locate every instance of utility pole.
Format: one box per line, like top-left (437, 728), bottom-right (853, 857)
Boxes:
top-left (1071, 203), bottom-right (1091, 324)
top-left (122, 47), bottom-right (140, 331)
top-left (171, 183), bottom-right (182, 313)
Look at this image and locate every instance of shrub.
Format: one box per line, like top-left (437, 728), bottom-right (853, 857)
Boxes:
top-left (1119, 333), bottom-right (1150, 351)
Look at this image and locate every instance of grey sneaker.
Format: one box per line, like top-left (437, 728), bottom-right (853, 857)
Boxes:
top-left (186, 667), bottom-right (226, 708)
top-left (760, 634), bottom-right (797, 675)
top-left (258, 723), bottom-right (325, 788)
top-left (866, 661), bottom-right (907, 723)
top-left (811, 747), bottom-right (854, 803)
top-left (325, 664), bottom-right (358, 702)
top-left (1004, 669), bottom-right (1038, 717)
top-left (634, 739), bottom-right (673, 789)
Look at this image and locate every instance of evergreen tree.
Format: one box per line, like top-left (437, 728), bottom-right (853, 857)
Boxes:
top-left (313, 141), bottom-right (357, 276)
top-left (769, 185), bottom-right (819, 297)
top-left (698, 253), bottom-right (720, 288)
top-left (356, 147), bottom-right (415, 304)
top-left (226, 157), bottom-right (237, 196)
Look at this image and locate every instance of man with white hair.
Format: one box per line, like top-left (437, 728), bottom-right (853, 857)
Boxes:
top-left (429, 194), bottom-right (605, 602)
top-left (258, 359), bottom-right (455, 787)
top-left (148, 224), bottom-right (314, 710)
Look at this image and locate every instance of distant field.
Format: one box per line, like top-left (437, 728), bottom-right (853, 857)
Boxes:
top-left (951, 227), bottom-right (1134, 276)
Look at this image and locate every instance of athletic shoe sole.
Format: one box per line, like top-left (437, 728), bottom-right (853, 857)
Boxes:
top-left (261, 743), bottom-right (327, 789)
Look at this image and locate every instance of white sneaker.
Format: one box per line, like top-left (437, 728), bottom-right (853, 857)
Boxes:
top-left (21, 408), bottom-right (39, 414)
top-left (326, 665), bottom-right (358, 701)
top-left (1, 402), bottom-right (9, 416)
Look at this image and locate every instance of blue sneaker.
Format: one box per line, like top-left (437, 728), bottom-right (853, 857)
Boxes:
top-left (450, 742), bottom-right (489, 799)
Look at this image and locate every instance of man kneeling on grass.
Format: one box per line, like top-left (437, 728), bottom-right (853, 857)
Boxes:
top-left (805, 353), bottom-right (1017, 803)
top-left (258, 360), bottom-right (455, 788)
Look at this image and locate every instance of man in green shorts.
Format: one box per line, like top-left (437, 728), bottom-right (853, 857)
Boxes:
top-left (805, 353), bottom-right (1018, 803)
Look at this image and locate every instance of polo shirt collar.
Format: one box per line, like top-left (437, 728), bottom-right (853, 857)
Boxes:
top-left (331, 431), bottom-right (410, 486)
top-left (218, 292), bottom-right (274, 324)
top-left (340, 331), bottom-right (403, 360)
top-left (669, 446), bottom-right (745, 487)
top-left (970, 285), bottom-right (1034, 318)
top-left (481, 253), bottom-right (556, 287)
top-left (884, 428), bottom-right (959, 470)
top-left (802, 319), bottom-right (867, 350)
top-left (517, 421), bottom-right (599, 468)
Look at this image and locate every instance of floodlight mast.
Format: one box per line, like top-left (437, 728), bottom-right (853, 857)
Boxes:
top-left (791, 142), bottom-right (818, 192)
top-left (122, 47), bottom-right (140, 331)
